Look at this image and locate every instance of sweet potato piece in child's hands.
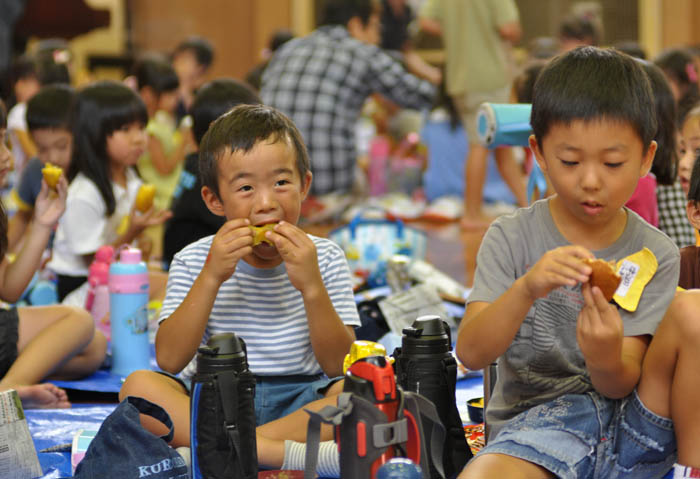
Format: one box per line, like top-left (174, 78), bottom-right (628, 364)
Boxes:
top-left (250, 224), bottom-right (276, 246)
top-left (41, 163), bottom-right (63, 190)
top-left (583, 258), bottom-right (621, 301)
top-left (135, 184), bottom-right (156, 213)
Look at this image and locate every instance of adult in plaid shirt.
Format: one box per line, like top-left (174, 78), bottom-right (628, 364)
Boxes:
top-left (261, 0), bottom-right (438, 197)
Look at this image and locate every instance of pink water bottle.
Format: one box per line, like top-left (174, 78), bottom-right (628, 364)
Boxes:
top-left (109, 246), bottom-right (150, 377)
top-left (85, 245), bottom-right (114, 341)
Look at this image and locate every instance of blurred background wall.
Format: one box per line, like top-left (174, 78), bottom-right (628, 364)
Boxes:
top-left (6, 0), bottom-right (700, 87)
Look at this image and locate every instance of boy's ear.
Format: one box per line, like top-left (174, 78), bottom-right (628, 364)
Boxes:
top-left (201, 185), bottom-right (225, 217)
top-left (687, 200), bottom-right (700, 231)
top-left (300, 171), bottom-right (313, 201)
top-left (640, 140), bottom-right (657, 177)
top-left (529, 134), bottom-right (547, 173)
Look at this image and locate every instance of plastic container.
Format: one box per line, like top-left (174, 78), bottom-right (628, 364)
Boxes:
top-left (86, 245), bottom-right (114, 340)
top-left (109, 246), bottom-right (150, 377)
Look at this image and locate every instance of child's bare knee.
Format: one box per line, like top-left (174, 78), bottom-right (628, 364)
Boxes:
top-left (667, 291), bottom-right (700, 340)
top-left (119, 370), bottom-right (158, 402)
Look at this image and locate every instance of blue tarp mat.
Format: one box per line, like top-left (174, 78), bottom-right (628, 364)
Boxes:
top-left (27, 404), bottom-right (116, 478)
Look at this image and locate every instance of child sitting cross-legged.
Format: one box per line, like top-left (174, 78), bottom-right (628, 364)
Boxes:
top-left (457, 46), bottom-right (699, 479)
top-left (119, 104), bottom-right (360, 446)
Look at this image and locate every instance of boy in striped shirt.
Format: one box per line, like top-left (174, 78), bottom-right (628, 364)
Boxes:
top-left (119, 104), bottom-right (360, 447)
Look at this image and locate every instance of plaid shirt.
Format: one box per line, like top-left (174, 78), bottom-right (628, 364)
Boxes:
top-left (657, 182), bottom-right (696, 248)
top-left (261, 25), bottom-right (436, 195)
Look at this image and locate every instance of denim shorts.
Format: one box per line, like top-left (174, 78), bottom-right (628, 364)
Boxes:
top-left (0, 308), bottom-right (19, 378)
top-left (478, 390), bottom-right (677, 479)
top-left (162, 371), bottom-right (339, 427)
top-left (255, 374), bottom-right (339, 426)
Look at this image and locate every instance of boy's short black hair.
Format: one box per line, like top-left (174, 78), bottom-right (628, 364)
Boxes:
top-left (173, 36), bottom-right (215, 69)
top-left (531, 46), bottom-right (656, 152)
top-left (26, 84), bottom-right (76, 132)
top-left (191, 78), bottom-right (261, 145)
top-left (321, 0), bottom-right (376, 27)
top-left (199, 104), bottom-right (310, 199)
top-left (688, 151), bottom-right (700, 203)
top-left (133, 55), bottom-right (179, 94)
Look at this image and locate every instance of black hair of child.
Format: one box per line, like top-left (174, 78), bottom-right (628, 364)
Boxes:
top-left (69, 81), bottom-right (148, 215)
top-left (654, 47), bottom-right (700, 126)
top-left (615, 41), bottom-right (647, 60)
top-left (559, 13), bottom-right (600, 46)
top-left (26, 84), bottom-right (76, 132)
top-left (133, 55), bottom-right (179, 95)
top-left (638, 60), bottom-right (678, 186)
top-left (514, 60), bottom-right (547, 104)
top-left (531, 46), bottom-right (656, 153)
top-left (173, 36), bottom-right (215, 69)
top-left (191, 78), bottom-right (261, 145)
top-left (199, 104), bottom-right (310, 200)
top-left (321, 0), bottom-right (375, 27)
top-left (0, 99), bottom-right (8, 259)
top-left (687, 150), bottom-right (700, 204)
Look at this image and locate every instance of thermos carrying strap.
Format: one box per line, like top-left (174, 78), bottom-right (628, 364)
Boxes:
top-left (303, 394), bottom-right (349, 479)
top-left (403, 392), bottom-right (446, 478)
top-left (218, 370), bottom-right (244, 476)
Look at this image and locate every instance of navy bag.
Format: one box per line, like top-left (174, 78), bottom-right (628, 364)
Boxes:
top-left (74, 396), bottom-right (189, 479)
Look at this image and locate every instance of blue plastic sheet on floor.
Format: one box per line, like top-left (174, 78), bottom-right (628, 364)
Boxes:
top-left (27, 404), bottom-right (116, 478)
top-left (49, 343), bottom-right (159, 393)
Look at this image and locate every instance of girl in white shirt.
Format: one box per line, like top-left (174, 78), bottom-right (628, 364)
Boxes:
top-left (49, 81), bottom-right (171, 300)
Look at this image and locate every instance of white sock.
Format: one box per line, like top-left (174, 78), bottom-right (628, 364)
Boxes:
top-left (674, 464), bottom-right (700, 478)
top-left (281, 439), bottom-right (340, 478)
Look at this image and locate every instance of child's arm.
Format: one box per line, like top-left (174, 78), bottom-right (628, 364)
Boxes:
top-left (6, 209), bottom-right (32, 252)
top-left (457, 244), bottom-right (594, 371)
top-left (267, 221), bottom-right (355, 378)
top-left (577, 282), bottom-right (649, 398)
top-left (146, 133), bottom-right (191, 176)
top-left (155, 218), bottom-right (254, 373)
top-left (0, 178), bottom-right (66, 302)
top-left (110, 202), bottom-right (173, 249)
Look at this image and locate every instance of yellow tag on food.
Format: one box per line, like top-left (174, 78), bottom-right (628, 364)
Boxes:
top-left (612, 247), bottom-right (658, 312)
top-left (250, 224), bottom-right (275, 246)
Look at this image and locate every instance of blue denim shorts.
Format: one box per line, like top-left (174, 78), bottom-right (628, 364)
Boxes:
top-left (479, 390), bottom-right (677, 479)
top-left (255, 374), bottom-right (339, 426)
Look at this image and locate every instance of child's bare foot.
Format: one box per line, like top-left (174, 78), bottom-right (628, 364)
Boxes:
top-left (14, 384), bottom-right (71, 409)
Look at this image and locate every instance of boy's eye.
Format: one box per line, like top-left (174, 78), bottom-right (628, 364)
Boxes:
top-left (276, 179), bottom-right (290, 186)
top-left (559, 159), bottom-right (578, 166)
top-left (605, 162), bottom-right (623, 168)
top-left (238, 185), bottom-right (253, 192)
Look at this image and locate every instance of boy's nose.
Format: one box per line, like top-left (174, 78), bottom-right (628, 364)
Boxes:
top-left (254, 188), bottom-right (278, 212)
top-left (580, 166), bottom-right (602, 190)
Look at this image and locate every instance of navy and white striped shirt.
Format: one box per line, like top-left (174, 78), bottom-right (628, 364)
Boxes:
top-left (159, 234), bottom-right (361, 381)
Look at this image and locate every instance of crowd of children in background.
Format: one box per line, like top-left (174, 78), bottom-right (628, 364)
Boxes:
top-left (2, 0), bottom-right (700, 478)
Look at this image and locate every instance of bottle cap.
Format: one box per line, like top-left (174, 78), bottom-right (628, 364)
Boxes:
top-left (95, 245), bottom-right (115, 263)
top-left (119, 247), bottom-right (142, 264)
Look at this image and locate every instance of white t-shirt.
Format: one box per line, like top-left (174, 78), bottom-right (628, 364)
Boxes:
top-left (49, 168), bottom-right (142, 276)
top-left (7, 102), bottom-right (28, 174)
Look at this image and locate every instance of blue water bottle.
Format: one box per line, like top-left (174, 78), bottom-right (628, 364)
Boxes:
top-left (109, 246), bottom-right (150, 377)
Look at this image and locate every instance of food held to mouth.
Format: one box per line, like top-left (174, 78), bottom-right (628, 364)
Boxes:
top-left (250, 224), bottom-right (276, 246)
top-left (42, 163), bottom-right (63, 189)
